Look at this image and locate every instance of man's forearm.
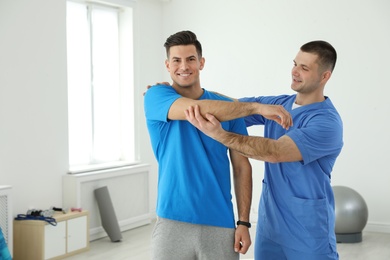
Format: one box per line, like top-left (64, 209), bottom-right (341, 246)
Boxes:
top-left (218, 131), bottom-right (279, 162)
top-left (230, 151), bottom-right (252, 223)
top-left (234, 171), bottom-right (252, 222)
top-left (196, 100), bottom-right (259, 122)
top-left (217, 130), bottom-right (303, 163)
top-left (169, 97), bottom-right (261, 121)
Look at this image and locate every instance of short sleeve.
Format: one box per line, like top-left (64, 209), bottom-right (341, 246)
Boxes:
top-left (287, 111), bottom-right (343, 165)
top-left (144, 85), bottom-right (181, 122)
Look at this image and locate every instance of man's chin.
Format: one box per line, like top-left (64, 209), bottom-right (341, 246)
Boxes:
top-left (174, 82), bottom-right (192, 88)
top-left (291, 83), bottom-right (300, 91)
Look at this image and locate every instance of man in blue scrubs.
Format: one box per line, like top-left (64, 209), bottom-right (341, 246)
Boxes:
top-left (185, 40), bottom-right (343, 259)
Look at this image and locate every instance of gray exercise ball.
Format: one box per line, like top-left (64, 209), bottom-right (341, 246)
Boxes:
top-left (333, 185), bottom-right (368, 243)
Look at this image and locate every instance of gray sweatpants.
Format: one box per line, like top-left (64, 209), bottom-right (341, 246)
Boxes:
top-left (151, 218), bottom-right (239, 260)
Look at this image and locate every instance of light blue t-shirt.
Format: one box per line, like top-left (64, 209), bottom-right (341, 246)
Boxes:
top-left (240, 95), bottom-right (343, 254)
top-left (144, 85), bottom-right (248, 228)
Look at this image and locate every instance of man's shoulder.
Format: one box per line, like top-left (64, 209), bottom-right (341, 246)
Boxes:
top-left (145, 85), bottom-right (179, 103)
top-left (146, 84), bottom-right (176, 94)
top-left (202, 89), bottom-right (233, 101)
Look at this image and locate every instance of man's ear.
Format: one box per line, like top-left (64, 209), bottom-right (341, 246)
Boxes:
top-left (321, 70), bottom-right (332, 83)
top-left (199, 57), bottom-right (205, 70)
top-left (165, 59), bottom-right (170, 71)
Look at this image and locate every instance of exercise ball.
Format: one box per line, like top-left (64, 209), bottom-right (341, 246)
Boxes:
top-left (333, 186), bottom-right (368, 243)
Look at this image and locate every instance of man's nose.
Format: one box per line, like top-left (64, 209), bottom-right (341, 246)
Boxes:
top-left (292, 66), bottom-right (299, 76)
top-left (180, 61), bottom-right (189, 70)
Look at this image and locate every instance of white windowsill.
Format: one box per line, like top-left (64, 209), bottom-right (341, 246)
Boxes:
top-left (68, 161), bottom-right (143, 174)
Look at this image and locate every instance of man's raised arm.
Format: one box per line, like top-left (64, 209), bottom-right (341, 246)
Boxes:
top-left (169, 97), bottom-right (293, 130)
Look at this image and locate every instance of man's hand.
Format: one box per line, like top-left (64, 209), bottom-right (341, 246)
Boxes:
top-left (184, 105), bottom-right (224, 139)
top-left (258, 104), bottom-right (292, 130)
top-left (234, 225), bottom-right (251, 254)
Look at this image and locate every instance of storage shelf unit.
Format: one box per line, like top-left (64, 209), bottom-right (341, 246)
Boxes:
top-left (13, 211), bottom-right (89, 260)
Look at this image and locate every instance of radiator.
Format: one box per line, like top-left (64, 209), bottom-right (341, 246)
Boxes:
top-left (63, 164), bottom-right (152, 241)
top-left (0, 185), bottom-right (12, 256)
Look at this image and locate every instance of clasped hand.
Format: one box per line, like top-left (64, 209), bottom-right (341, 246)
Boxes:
top-left (185, 105), bottom-right (224, 139)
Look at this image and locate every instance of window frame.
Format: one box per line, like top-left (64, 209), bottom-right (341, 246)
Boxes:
top-left (66, 0), bottom-right (137, 174)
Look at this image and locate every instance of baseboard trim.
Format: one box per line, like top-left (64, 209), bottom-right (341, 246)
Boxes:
top-left (89, 216), bottom-right (152, 241)
top-left (365, 222), bottom-right (390, 234)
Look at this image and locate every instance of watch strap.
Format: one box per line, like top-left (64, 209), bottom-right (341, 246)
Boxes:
top-left (236, 220), bottom-right (251, 228)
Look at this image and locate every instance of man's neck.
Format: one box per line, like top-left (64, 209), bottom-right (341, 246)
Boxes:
top-left (295, 93), bottom-right (325, 106)
top-left (172, 84), bottom-right (204, 100)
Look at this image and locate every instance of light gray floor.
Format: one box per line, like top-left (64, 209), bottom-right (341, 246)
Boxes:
top-left (67, 221), bottom-right (390, 260)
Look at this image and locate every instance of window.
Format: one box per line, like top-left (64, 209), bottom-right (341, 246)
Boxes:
top-left (66, 1), bottom-right (135, 172)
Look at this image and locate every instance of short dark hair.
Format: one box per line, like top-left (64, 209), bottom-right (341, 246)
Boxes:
top-left (164, 30), bottom-right (202, 58)
top-left (300, 40), bottom-right (337, 72)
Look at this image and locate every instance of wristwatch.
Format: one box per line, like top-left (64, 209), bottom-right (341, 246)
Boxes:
top-left (236, 220), bottom-right (251, 228)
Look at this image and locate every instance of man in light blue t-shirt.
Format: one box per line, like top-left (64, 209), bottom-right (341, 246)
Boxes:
top-left (185, 41), bottom-right (343, 260)
top-left (144, 31), bottom-right (292, 260)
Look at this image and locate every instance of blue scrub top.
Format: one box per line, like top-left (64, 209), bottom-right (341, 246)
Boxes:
top-left (241, 95), bottom-right (343, 254)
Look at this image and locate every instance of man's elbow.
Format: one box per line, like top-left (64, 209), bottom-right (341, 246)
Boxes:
top-left (250, 153), bottom-right (278, 163)
top-left (265, 155), bottom-right (281, 163)
top-left (263, 153), bottom-right (301, 163)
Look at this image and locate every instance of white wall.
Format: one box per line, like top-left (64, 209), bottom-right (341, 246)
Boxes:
top-left (159, 0), bottom-right (390, 232)
top-left (0, 0), bottom-right (68, 214)
top-left (1, 0), bottom-right (389, 236)
top-left (0, 0), bottom-right (162, 216)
